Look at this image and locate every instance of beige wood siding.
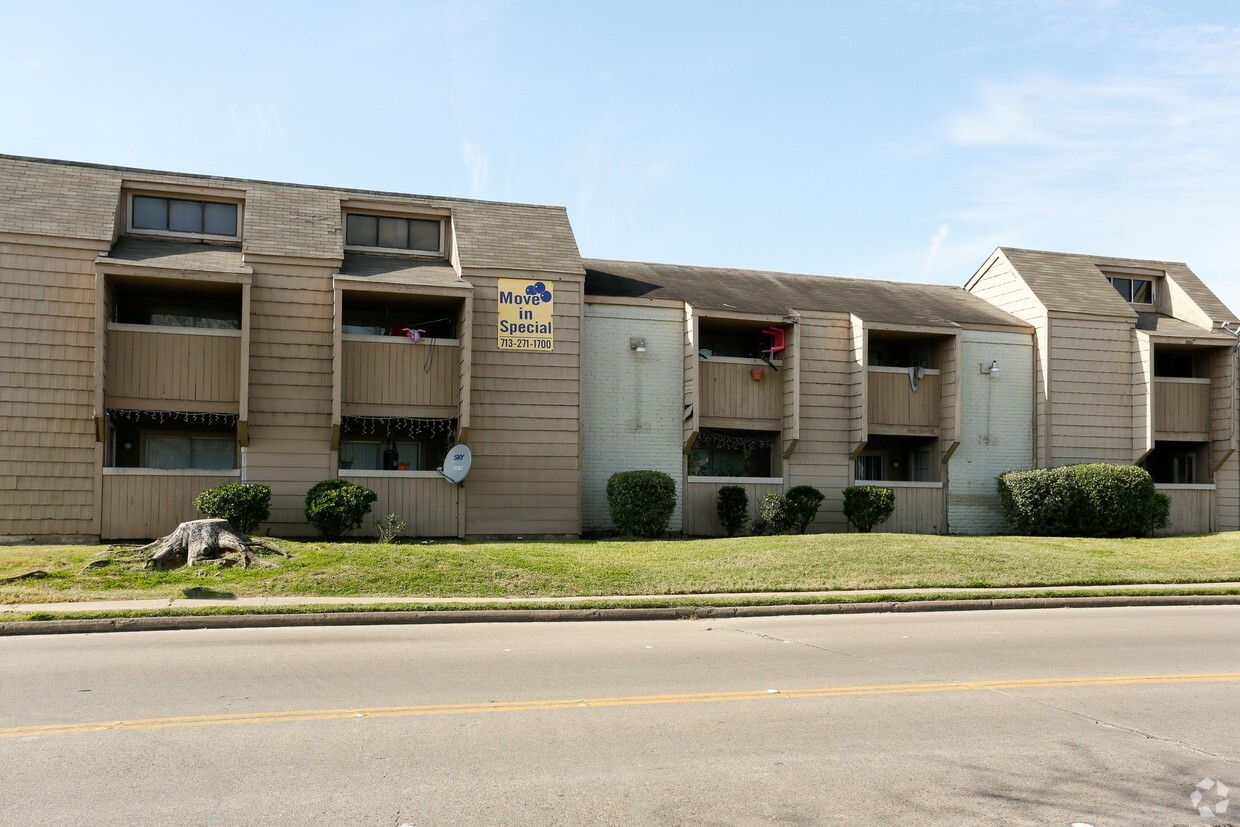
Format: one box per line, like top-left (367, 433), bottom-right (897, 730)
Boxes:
top-left (458, 272), bottom-right (582, 536)
top-left (872, 484), bottom-right (944, 534)
top-left (682, 478), bottom-right (783, 536)
top-left (104, 326), bottom-right (241, 412)
top-left (458, 299), bottom-right (473, 438)
top-left (848, 314), bottom-right (866, 454)
top-left (339, 474), bottom-right (460, 538)
top-left (1153, 485), bottom-right (1215, 535)
top-left (938, 334), bottom-right (960, 451)
top-left (782, 322), bottom-right (800, 457)
top-left (1210, 348), bottom-right (1238, 530)
top-left (1133, 333), bottom-right (1153, 461)
top-left (341, 337), bottom-right (459, 414)
top-left (699, 359), bottom-right (782, 423)
top-left (101, 471), bottom-right (239, 539)
top-left (0, 238), bottom-right (102, 538)
top-left (787, 312), bottom-right (855, 532)
top-left (242, 261), bottom-right (337, 536)
top-left (867, 369), bottom-right (941, 431)
top-left (1048, 316), bottom-right (1134, 464)
top-left (1154, 378), bottom-right (1211, 439)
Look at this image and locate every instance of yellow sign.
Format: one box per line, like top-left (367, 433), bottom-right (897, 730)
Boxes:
top-left (497, 278), bottom-right (554, 351)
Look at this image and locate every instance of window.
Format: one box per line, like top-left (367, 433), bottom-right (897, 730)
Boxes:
top-left (337, 417), bottom-right (456, 472)
top-left (107, 411), bottom-right (238, 469)
top-left (345, 213), bottom-right (443, 255)
top-left (1107, 276), bottom-right (1154, 305)
top-left (910, 449), bottom-right (932, 482)
top-left (111, 284), bottom-right (242, 330)
top-left (855, 454), bottom-right (884, 481)
top-left (130, 195), bottom-right (239, 238)
top-left (1173, 454), bottom-right (1196, 484)
top-left (688, 429), bottom-right (776, 477)
top-left (143, 433), bottom-right (236, 469)
top-left (341, 293), bottom-right (458, 339)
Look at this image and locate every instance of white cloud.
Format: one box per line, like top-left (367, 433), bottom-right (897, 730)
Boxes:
top-left (462, 140), bottom-right (490, 197)
top-left (921, 223), bottom-right (949, 279)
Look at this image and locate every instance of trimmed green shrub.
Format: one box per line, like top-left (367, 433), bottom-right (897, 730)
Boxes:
top-left (757, 492), bottom-right (795, 535)
top-left (843, 485), bottom-right (895, 533)
top-left (715, 486), bottom-right (749, 537)
top-left (305, 479), bottom-right (378, 540)
top-left (997, 463), bottom-right (1169, 537)
top-left (193, 483), bottom-right (271, 534)
top-left (607, 471), bottom-right (676, 537)
top-left (785, 485), bottom-right (825, 534)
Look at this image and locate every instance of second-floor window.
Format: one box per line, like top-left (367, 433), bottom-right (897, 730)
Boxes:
top-left (1107, 276), bottom-right (1154, 305)
top-left (111, 284), bottom-right (241, 330)
top-left (345, 213), bottom-right (443, 255)
top-left (130, 195), bottom-right (239, 239)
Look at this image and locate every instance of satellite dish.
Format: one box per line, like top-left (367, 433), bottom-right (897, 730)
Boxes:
top-left (441, 444), bottom-right (472, 484)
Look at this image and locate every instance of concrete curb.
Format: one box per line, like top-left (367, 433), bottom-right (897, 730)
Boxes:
top-left (3, 593), bottom-right (1239, 636)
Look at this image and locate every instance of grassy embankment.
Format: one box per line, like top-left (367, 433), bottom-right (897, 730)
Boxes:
top-left (3, 532), bottom-right (1239, 608)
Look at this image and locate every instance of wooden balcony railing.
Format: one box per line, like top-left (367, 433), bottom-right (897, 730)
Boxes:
top-left (342, 336), bottom-right (459, 414)
top-left (105, 324), bottom-right (241, 412)
top-left (1154, 377), bottom-right (1211, 438)
top-left (867, 368), bottom-right (941, 432)
top-left (699, 358), bottom-right (782, 424)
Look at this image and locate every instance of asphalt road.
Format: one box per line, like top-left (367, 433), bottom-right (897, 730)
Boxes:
top-left (2, 607), bottom-right (1238, 826)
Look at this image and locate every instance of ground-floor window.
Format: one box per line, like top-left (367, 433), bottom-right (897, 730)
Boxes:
top-left (107, 409), bottom-right (238, 469)
top-left (338, 416), bottom-right (456, 472)
top-left (1144, 440), bottom-right (1209, 484)
top-left (855, 435), bottom-right (938, 483)
top-left (689, 428), bottom-right (778, 478)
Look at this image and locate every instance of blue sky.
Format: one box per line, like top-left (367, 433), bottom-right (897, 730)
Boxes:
top-left (3, 0), bottom-right (1238, 311)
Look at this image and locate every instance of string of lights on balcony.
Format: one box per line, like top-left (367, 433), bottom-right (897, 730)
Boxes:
top-left (106, 409), bottom-right (239, 426)
top-left (340, 416), bottom-right (457, 440)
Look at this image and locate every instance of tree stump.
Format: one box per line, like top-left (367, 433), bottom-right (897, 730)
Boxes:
top-left (130, 519), bottom-right (285, 570)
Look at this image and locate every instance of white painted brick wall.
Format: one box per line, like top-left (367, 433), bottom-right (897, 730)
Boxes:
top-left (582, 303), bottom-right (685, 531)
top-left (949, 330), bottom-right (1035, 534)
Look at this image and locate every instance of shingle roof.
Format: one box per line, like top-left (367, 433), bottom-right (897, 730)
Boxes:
top-left (1135, 312), bottom-right (1235, 341)
top-left (583, 259), bottom-right (1030, 329)
top-left (102, 238), bottom-right (249, 274)
top-left (998, 247), bottom-right (1237, 324)
top-left (0, 155), bottom-right (583, 275)
top-left (339, 253), bottom-right (468, 290)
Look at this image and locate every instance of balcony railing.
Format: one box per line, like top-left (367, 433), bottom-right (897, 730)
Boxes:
top-left (105, 324), bottom-right (241, 412)
top-left (342, 336), bottom-right (459, 413)
top-left (1154, 377), bottom-right (1211, 438)
top-left (699, 358), bottom-right (782, 423)
top-left (867, 367), bottom-right (941, 432)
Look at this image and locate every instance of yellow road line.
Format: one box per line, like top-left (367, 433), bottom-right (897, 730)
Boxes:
top-left (4, 672), bottom-right (1238, 740)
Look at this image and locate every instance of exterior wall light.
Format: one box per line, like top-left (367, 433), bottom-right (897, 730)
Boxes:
top-left (630, 337), bottom-right (647, 353)
top-left (980, 360), bottom-right (1000, 375)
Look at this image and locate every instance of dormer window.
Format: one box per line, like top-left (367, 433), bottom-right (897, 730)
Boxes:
top-left (129, 194), bottom-right (240, 239)
top-left (1107, 275), bottom-right (1154, 305)
top-left (345, 213), bottom-right (443, 255)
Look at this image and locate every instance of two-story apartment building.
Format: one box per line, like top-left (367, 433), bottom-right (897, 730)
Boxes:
top-left (1, 155), bottom-right (1236, 540)
top-left (0, 155), bottom-right (584, 541)
top-left (967, 248), bottom-right (1240, 534)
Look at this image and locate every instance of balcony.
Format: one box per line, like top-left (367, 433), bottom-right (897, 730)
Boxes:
top-left (867, 367), bottom-right (941, 434)
top-left (341, 335), bottom-right (459, 416)
top-left (1154, 377), bottom-right (1210, 440)
top-left (105, 324), bottom-right (241, 412)
top-left (699, 358), bottom-right (782, 426)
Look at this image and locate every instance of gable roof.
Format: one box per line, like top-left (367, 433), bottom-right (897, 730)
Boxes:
top-left (584, 258), bottom-right (1029, 329)
top-left (994, 247), bottom-right (1237, 325)
top-left (0, 155), bottom-right (583, 275)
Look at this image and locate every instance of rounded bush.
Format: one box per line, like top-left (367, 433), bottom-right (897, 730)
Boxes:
top-left (843, 485), bottom-right (895, 533)
top-left (997, 463), bottom-right (1169, 537)
top-left (757, 492), bottom-right (795, 535)
top-left (785, 485), bottom-right (825, 534)
top-left (193, 482), bottom-right (271, 534)
top-left (607, 471), bottom-right (676, 537)
top-left (715, 485), bottom-right (749, 537)
top-left (305, 479), bottom-right (378, 540)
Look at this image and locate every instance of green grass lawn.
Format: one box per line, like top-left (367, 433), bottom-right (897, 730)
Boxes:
top-left (2, 531), bottom-right (1239, 605)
